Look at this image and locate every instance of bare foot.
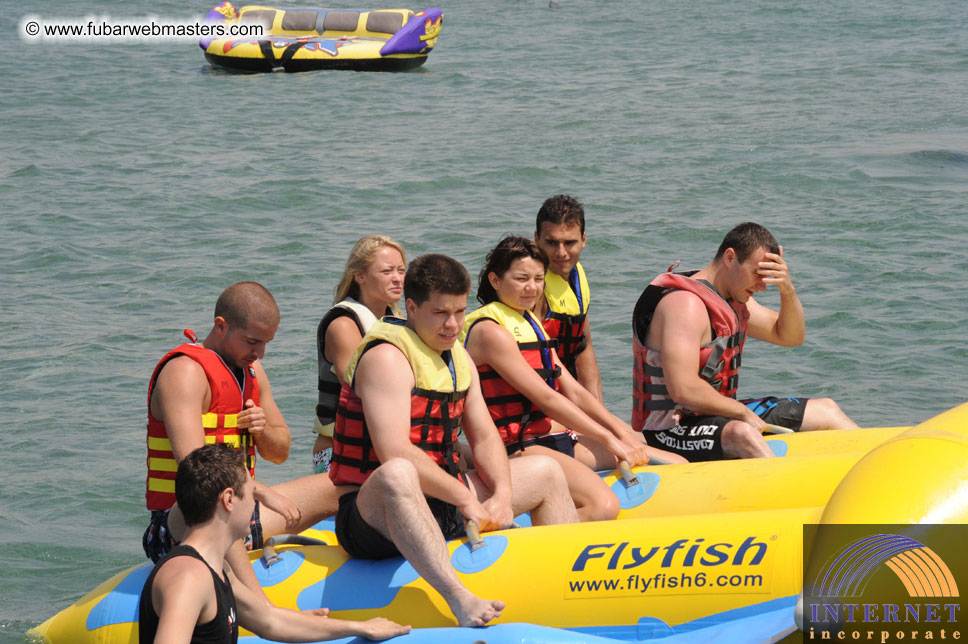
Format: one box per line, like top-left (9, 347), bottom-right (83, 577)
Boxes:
top-left (450, 594), bottom-right (505, 627)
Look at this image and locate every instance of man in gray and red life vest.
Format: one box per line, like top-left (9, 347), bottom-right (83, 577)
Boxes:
top-left (330, 254), bottom-right (578, 628)
top-left (144, 281), bottom-right (351, 597)
top-left (631, 222), bottom-right (858, 461)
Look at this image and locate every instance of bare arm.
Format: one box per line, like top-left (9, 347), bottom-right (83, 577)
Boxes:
top-left (230, 567), bottom-right (411, 641)
top-left (353, 344), bottom-right (486, 519)
top-left (150, 356), bottom-right (211, 462)
top-left (459, 352), bottom-right (514, 529)
top-left (324, 316), bottom-right (364, 386)
top-left (655, 292), bottom-right (763, 428)
top-left (240, 361), bottom-right (290, 464)
top-left (746, 247), bottom-right (805, 347)
top-left (572, 316), bottom-right (604, 402)
top-left (149, 556), bottom-right (211, 644)
top-left (464, 320), bottom-right (647, 466)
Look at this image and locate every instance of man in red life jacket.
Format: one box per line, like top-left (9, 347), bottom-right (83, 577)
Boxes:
top-left (144, 281), bottom-right (352, 597)
top-left (330, 255), bottom-right (578, 628)
top-left (631, 223), bottom-right (858, 461)
top-left (533, 195), bottom-right (604, 401)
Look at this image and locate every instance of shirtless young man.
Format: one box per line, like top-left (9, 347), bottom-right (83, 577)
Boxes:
top-left (329, 254), bottom-right (578, 627)
top-left (533, 195), bottom-right (603, 401)
top-left (139, 444), bottom-right (408, 644)
top-left (144, 282), bottom-right (351, 596)
top-left (631, 222), bottom-right (858, 461)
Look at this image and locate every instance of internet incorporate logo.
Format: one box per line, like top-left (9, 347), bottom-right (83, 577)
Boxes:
top-left (816, 534), bottom-right (959, 599)
top-left (802, 525), bottom-right (964, 643)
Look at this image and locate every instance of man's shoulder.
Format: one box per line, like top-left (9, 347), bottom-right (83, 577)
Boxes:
top-left (153, 550), bottom-right (212, 587)
top-left (655, 287), bottom-right (708, 313)
top-left (154, 353), bottom-right (208, 385)
top-left (356, 340), bottom-right (411, 373)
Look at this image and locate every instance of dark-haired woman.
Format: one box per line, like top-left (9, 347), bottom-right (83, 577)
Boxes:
top-left (461, 236), bottom-right (683, 521)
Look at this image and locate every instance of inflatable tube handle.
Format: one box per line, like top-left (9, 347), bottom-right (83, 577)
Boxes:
top-left (763, 423), bottom-right (794, 434)
top-left (262, 534), bottom-right (329, 567)
top-left (618, 460), bottom-right (640, 487)
top-left (465, 520), bottom-right (484, 551)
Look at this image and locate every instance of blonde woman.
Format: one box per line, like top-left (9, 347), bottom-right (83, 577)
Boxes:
top-left (313, 236), bottom-right (406, 472)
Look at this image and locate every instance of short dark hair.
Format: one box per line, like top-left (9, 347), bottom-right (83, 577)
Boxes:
top-left (175, 444), bottom-right (247, 527)
top-left (214, 282), bottom-right (280, 330)
top-left (477, 236), bottom-right (549, 306)
top-left (536, 194), bottom-right (585, 235)
top-left (714, 222), bottom-right (780, 263)
top-left (404, 254), bottom-right (471, 306)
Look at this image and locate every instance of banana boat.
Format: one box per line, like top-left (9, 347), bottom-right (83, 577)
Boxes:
top-left (29, 403), bottom-right (967, 644)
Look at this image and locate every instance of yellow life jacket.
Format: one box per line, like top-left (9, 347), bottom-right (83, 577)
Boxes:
top-left (542, 263), bottom-right (591, 375)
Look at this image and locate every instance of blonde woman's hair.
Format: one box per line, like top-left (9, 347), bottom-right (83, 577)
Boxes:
top-left (334, 236), bottom-right (406, 314)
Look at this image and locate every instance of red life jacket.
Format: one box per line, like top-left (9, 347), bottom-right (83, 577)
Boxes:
top-left (461, 302), bottom-right (561, 450)
top-left (541, 263), bottom-right (591, 377)
top-left (146, 330), bottom-right (259, 511)
top-left (329, 318), bottom-right (471, 486)
top-left (631, 272), bottom-right (749, 431)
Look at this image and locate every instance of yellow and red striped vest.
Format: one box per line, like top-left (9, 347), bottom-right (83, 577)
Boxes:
top-left (145, 331), bottom-right (259, 511)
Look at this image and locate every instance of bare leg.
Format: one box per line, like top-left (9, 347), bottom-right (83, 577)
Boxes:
top-left (355, 459), bottom-right (504, 627)
top-left (800, 398), bottom-right (860, 431)
top-left (512, 445), bottom-right (618, 522)
top-left (260, 473), bottom-right (356, 537)
top-left (465, 455), bottom-right (578, 526)
top-left (721, 421), bottom-right (775, 459)
top-left (573, 435), bottom-right (616, 470)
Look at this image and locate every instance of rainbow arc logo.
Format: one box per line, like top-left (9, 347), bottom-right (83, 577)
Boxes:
top-left (816, 534), bottom-right (959, 599)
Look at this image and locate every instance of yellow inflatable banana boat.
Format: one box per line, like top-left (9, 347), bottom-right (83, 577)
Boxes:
top-left (30, 403), bottom-right (967, 644)
top-left (199, 2), bottom-right (442, 72)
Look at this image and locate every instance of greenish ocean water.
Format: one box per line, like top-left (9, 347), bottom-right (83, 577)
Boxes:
top-left (2, 0), bottom-right (967, 640)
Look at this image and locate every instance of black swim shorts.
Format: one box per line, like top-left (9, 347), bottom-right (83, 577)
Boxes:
top-left (335, 490), bottom-right (465, 560)
top-left (641, 396), bottom-right (809, 462)
top-left (506, 431), bottom-right (576, 458)
top-left (142, 502), bottom-right (264, 563)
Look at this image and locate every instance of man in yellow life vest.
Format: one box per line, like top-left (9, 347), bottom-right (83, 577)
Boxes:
top-left (144, 281), bottom-right (352, 599)
top-left (533, 195), bottom-right (603, 402)
top-left (329, 254), bottom-right (579, 628)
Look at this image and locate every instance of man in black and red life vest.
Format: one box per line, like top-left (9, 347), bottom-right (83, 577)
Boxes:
top-left (144, 282), bottom-right (353, 598)
top-left (139, 444), bottom-right (409, 644)
top-left (330, 255), bottom-right (578, 628)
top-left (631, 223), bottom-right (859, 462)
top-left (533, 195), bottom-right (604, 402)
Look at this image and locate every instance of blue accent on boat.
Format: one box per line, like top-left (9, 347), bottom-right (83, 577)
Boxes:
top-left (252, 550), bottom-right (304, 587)
top-left (768, 440), bottom-right (788, 457)
top-left (513, 512), bottom-right (533, 527)
top-left (239, 596), bottom-right (797, 643)
top-left (296, 556), bottom-right (420, 611)
top-left (309, 516), bottom-right (336, 532)
top-left (610, 470), bottom-right (661, 510)
top-left (451, 535), bottom-right (508, 574)
top-left (85, 563), bottom-right (153, 630)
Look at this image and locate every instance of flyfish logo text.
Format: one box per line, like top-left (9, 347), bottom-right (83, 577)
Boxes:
top-left (571, 537), bottom-right (768, 571)
top-left (565, 536), bottom-right (774, 600)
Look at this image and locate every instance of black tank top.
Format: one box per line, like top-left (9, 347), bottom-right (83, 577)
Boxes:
top-left (139, 544), bottom-right (239, 644)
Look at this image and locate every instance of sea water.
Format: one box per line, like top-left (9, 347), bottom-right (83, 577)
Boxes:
top-left (1, 0), bottom-right (966, 639)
